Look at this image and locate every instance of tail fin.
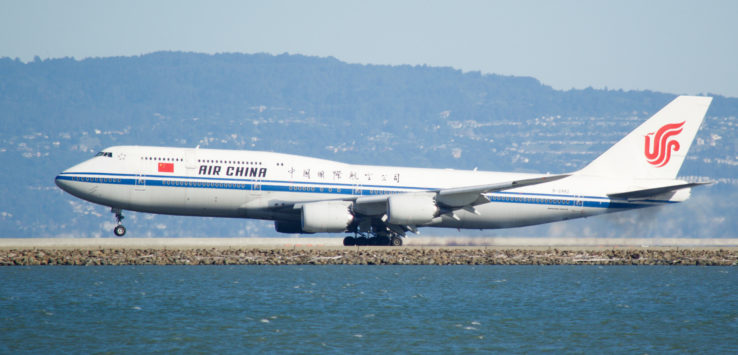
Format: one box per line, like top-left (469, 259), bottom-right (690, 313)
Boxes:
top-left (576, 95), bottom-right (712, 180)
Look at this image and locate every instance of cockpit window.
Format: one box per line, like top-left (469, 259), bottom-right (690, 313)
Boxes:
top-left (95, 151), bottom-right (113, 158)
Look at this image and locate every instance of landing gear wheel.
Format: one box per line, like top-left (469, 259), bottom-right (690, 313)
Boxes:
top-left (111, 208), bottom-right (126, 237)
top-left (356, 236), bottom-right (368, 246)
top-left (390, 236), bottom-right (403, 246)
top-left (114, 225), bottom-right (126, 237)
top-left (343, 236), bottom-right (356, 246)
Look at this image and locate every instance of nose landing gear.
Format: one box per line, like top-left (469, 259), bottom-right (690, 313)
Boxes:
top-left (114, 225), bottom-right (127, 237)
top-left (111, 208), bottom-right (126, 237)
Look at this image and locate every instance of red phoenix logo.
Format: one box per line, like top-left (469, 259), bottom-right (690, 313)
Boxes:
top-left (644, 121), bottom-right (685, 167)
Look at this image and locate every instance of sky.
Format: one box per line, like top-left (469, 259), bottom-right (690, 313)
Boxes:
top-left (2, 0), bottom-right (737, 97)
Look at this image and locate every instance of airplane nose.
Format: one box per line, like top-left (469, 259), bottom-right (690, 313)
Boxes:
top-left (55, 172), bottom-right (71, 192)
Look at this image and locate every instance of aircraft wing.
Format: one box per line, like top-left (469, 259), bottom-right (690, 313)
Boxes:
top-left (354, 173), bottom-right (570, 211)
top-left (265, 173), bottom-right (571, 235)
top-left (607, 181), bottom-right (712, 200)
top-left (433, 174), bottom-right (570, 207)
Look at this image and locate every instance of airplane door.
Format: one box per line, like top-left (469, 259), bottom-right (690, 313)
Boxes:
top-left (131, 155), bottom-right (150, 207)
top-left (135, 158), bottom-right (146, 191)
top-left (184, 149), bottom-right (211, 212)
top-left (244, 164), bottom-right (263, 207)
top-left (352, 182), bottom-right (362, 196)
top-left (572, 195), bottom-right (584, 214)
top-left (252, 171), bottom-right (262, 192)
top-left (185, 149), bottom-right (197, 176)
top-left (349, 171), bottom-right (362, 196)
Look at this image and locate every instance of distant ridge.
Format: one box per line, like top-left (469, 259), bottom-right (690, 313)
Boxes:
top-left (2, 51), bottom-right (736, 133)
top-left (0, 51), bottom-right (735, 238)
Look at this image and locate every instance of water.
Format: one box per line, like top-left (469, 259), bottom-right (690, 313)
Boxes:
top-left (1, 266), bottom-right (736, 353)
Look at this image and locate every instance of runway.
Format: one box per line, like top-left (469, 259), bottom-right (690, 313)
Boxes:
top-left (1, 237), bottom-right (737, 250)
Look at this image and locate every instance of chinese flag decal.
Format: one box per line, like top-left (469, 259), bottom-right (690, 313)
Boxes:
top-left (158, 162), bottom-right (174, 173)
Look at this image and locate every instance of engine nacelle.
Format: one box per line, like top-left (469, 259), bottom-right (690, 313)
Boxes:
top-left (301, 201), bottom-right (354, 233)
top-left (274, 220), bottom-right (313, 234)
top-left (387, 193), bottom-right (438, 225)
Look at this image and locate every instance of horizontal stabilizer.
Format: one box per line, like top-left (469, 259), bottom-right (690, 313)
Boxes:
top-left (608, 182), bottom-right (711, 200)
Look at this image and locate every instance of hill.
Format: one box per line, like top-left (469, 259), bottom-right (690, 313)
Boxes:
top-left (0, 52), bottom-right (736, 238)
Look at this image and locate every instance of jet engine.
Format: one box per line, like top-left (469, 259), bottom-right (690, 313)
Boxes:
top-left (301, 201), bottom-right (354, 233)
top-left (386, 193), bottom-right (438, 225)
top-left (274, 220), bottom-right (312, 234)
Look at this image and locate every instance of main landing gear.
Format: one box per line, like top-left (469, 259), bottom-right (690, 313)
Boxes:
top-left (343, 233), bottom-right (403, 246)
top-left (111, 208), bottom-right (126, 237)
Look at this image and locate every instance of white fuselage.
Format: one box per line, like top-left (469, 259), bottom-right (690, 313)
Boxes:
top-left (53, 96), bottom-right (712, 239)
top-left (55, 145), bottom-right (685, 231)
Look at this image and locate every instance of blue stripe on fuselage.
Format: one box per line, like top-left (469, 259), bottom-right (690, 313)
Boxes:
top-left (54, 172), bottom-right (674, 209)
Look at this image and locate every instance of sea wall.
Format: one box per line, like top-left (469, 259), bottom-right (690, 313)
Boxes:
top-left (2, 248), bottom-right (736, 266)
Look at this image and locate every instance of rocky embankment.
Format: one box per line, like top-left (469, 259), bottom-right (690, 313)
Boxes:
top-left (1, 248), bottom-right (737, 266)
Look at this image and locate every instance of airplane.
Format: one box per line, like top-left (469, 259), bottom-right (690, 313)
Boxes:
top-left (55, 95), bottom-right (712, 246)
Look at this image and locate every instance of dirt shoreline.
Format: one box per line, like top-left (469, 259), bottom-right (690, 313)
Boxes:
top-left (2, 247), bottom-right (736, 266)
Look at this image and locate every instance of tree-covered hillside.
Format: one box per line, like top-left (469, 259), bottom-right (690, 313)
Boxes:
top-left (1, 52), bottom-right (736, 238)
